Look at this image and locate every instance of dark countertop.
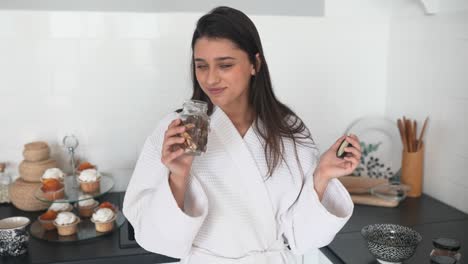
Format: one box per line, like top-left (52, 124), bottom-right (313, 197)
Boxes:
top-left (321, 195), bottom-right (468, 264)
top-left (0, 192), bottom-right (177, 264)
top-left (2, 192), bottom-right (467, 264)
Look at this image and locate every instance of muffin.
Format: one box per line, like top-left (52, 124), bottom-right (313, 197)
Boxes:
top-left (41, 168), bottom-right (65, 183)
top-left (76, 194), bottom-right (98, 218)
top-left (78, 169), bottom-right (101, 193)
top-left (41, 179), bottom-right (64, 201)
top-left (38, 210), bottom-right (58, 231)
top-left (53, 212), bottom-right (80, 236)
top-left (91, 208), bottom-right (116, 233)
top-left (48, 200), bottom-right (73, 213)
top-left (76, 161), bottom-right (96, 174)
top-left (98, 201), bottom-right (118, 212)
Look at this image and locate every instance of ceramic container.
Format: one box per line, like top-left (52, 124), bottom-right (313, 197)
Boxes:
top-left (0, 216), bottom-right (30, 256)
top-left (361, 223), bottom-right (422, 264)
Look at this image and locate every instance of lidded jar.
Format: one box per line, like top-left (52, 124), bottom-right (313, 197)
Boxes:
top-left (430, 256), bottom-right (457, 264)
top-left (0, 163), bottom-right (11, 203)
top-left (430, 238), bottom-right (461, 262)
top-left (178, 100), bottom-right (210, 156)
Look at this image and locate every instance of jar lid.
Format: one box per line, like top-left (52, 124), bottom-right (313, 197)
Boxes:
top-left (433, 238), bottom-right (461, 251)
top-left (430, 255), bottom-right (457, 264)
top-left (183, 100), bottom-right (208, 113)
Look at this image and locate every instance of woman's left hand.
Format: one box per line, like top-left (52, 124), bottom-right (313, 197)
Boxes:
top-left (316, 134), bottom-right (362, 181)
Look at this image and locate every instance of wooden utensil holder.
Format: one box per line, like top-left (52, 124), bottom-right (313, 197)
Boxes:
top-left (401, 142), bottom-right (424, 197)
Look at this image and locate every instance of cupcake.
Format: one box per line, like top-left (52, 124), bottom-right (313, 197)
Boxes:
top-left (98, 201), bottom-right (118, 212)
top-left (38, 210), bottom-right (58, 231)
top-left (91, 208), bottom-right (116, 233)
top-left (76, 194), bottom-right (98, 218)
top-left (53, 212), bottom-right (80, 236)
top-left (76, 161), bottom-right (96, 174)
top-left (41, 178), bottom-right (64, 201)
top-left (41, 168), bottom-right (65, 183)
top-left (48, 200), bottom-right (73, 213)
top-left (78, 169), bottom-right (101, 193)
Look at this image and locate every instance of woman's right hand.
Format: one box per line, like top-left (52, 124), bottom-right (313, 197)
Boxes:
top-left (161, 118), bottom-right (194, 181)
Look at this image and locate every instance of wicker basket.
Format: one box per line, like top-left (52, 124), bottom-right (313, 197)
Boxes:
top-left (9, 178), bottom-right (49, 211)
top-left (19, 159), bottom-right (57, 183)
top-left (23, 147), bottom-right (50, 162)
top-left (23, 141), bottom-right (50, 162)
top-left (24, 141), bottom-right (48, 150)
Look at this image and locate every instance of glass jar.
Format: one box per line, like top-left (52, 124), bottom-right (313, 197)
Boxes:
top-left (178, 100), bottom-right (210, 156)
top-left (430, 238), bottom-right (461, 262)
top-left (0, 163), bottom-right (11, 203)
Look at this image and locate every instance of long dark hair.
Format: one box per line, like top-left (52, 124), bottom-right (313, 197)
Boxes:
top-left (190, 6), bottom-right (314, 177)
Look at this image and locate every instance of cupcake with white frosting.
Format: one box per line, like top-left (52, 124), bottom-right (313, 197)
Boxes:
top-left (48, 200), bottom-right (73, 213)
top-left (40, 178), bottom-right (64, 201)
top-left (76, 194), bottom-right (99, 218)
top-left (41, 168), bottom-right (65, 183)
top-left (78, 169), bottom-right (101, 193)
top-left (91, 208), bottom-right (116, 233)
top-left (53, 212), bottom-right (80, 236)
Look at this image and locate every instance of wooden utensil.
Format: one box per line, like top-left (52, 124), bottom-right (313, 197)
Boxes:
top-left (405, 119), bottom-right (413, 152)
top-left (402, 117), bottom-right (409, 151)
top-left (397, 119), bottom-right (408, 152)
top-left (417, 117), bottom-right (428, 151)
top-left (413, 120), bottom-right (417, 151)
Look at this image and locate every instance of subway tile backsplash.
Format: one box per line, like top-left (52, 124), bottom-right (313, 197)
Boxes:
top-left (1, 10), bottom-right (390, 195)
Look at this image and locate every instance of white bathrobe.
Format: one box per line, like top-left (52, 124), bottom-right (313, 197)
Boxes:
top-left (123, 106), bottom-right (353, 264)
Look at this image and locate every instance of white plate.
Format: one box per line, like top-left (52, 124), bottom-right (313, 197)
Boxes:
top-left (345, 117), bottom-right (402, 179)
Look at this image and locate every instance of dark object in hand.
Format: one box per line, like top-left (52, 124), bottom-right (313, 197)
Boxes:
top-left (337, 138), bottom-right (353, 159)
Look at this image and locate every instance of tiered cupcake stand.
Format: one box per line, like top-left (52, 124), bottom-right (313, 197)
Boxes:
top-left (29, 175), bottom-right (125, 242)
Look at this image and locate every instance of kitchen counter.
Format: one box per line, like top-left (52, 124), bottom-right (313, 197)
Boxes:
top-left (0, 192), bottom-right (177, 264)
top-left (321, 195), bottom-right (468, 264)
top-left (2, 192), bottom-right (467, 264)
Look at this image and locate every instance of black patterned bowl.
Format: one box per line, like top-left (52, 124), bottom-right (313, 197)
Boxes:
top-left (361, 224), bottom-right (422, 264)
top-left (0, 216), bottom-right (31, 256)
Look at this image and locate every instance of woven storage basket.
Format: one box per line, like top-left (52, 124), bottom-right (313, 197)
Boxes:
top-left (23, 147), bottom-right (50, 162)
top-left (24, 141), bottom-right (48, 150)
top-left (9, 178), bottom-right (49, 211)
top-left (19, 159), bottom-right (57, 183)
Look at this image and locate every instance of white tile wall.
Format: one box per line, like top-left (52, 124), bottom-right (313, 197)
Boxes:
top-left (0, 10), bottom-right (388, 191)
top-left (386, 9), bottom-right (468, 213)
top-left (254, 16), bottom-right (388, 149)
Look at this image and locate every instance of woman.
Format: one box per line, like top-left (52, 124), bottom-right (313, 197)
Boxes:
top-left (123, 6), bottom-right (361, 264)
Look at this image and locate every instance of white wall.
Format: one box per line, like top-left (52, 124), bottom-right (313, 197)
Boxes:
top-left (2, 3), bottom-right (466, 216)
top-left (0, 10), bottom-right (389, 191)
top-left (0, 0), bottom-right (325, 16)
top-left (386, 6), bottom-right (468, 213)
top-left (256, 15), bottom-right (389, 149)
top-left (325, 0), bottom-right (468, 214)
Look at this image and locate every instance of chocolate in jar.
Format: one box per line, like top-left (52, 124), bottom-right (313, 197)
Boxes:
top-left (178, 100), bottom-right (210, 155)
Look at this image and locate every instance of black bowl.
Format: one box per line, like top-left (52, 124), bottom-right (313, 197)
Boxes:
top-left (361, 224), bottom-right (422, 264)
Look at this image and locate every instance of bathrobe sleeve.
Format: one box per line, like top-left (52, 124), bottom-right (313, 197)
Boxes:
top-left (123, 113), bottom-right (208, 258)
top-left (281, 148), bottom-right (354, 255)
